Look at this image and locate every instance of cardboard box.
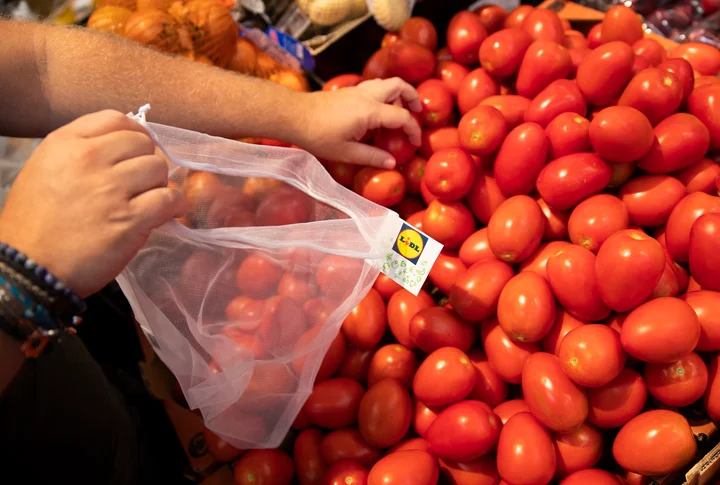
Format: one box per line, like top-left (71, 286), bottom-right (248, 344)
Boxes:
top-left (164, 398), bottom-right (221, 478)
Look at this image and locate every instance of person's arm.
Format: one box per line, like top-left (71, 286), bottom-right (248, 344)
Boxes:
top-left (0, 20), bottom-right (421, 167)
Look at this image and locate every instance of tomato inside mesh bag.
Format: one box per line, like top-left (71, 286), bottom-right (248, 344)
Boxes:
top-left (116, 108), bottom-right (401, 448)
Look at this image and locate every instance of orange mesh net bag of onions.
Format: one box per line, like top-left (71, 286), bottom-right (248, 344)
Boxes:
top-left (124, 8), bottom-right (194, 54)
top-left (87, 6), bottom-right (134, 35)
top-left (169, 0), bottom-right (238, 68)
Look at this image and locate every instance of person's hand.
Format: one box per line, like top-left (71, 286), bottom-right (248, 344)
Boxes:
top-left (296, 77), bottom-right (422, 169)
top-left (0, 110), bottom-right (186, 297)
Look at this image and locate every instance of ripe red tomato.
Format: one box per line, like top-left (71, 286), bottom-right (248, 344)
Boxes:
top-left (293, 326), bottom-right (346, 381)
top-left (525, 79), bottom-right (587, 128)
top-left (613, 410), bottom-right (697, 476)
top-left (323, 74), bottom-right (363, 91)
top-left (278, 272), bottom-right (316, 303)
top-left (417, 79), bottom-right (453, 128)
top-left (479, 28), bottom-right (533, 78)
top-left (413, 398), bottom-right (441, 437)
top-left (493, 399), bottom-right (530, 424)
top-left (413, 347), bottom-right (477, 406)
top-left (534, 198), bottom-right (569, 241)
top-left (358, 379), bottom-right (412, 448)
top-left (458, 228), bottom-right (497, 266)
top-left (327, 162), bottom-right (361, 188)
top-left (477, 4), bottom-right (508, 33)
top-left (568, 194), bottom-right (629, 252)
top-left (638, 113), bottom-right (711, 174)
top-left (294, 429), bottom-right (326, 485)
top-left (560, 469), bottom-right (623, 485)
top-left (322, 461), bottom-right (368, 485)
top-left (587, 367), bottom-right (647, 428)
top-left (424, 148), bottom-right (476, 199)
top-left (388, 40), bottom-right (436, 84)
top-left (577, 41), bottom-right (635, 106)
top-left (447, 11), bottom-right (488, 65)
top-left (481, 318), bottom-right (539, 384)
top-left (467, 348), bottom-right (508, 406)
top-left (674, 158), bottom-right (720, 194)
top-left (565, 30), bottom-right (588, 50)
top-left (422, 199), bottom-right (476, 249)
top-left (368, 451), bottom-right (438, 485)
top-left (367, 344), bottom-right (417, 388)
top-left (520, 241), bottom-right (570, 280)
top-left (478, 95), bottom-right (529, 129)
top-left (516, 40), bottom-right (572, 99)
top-left (589, 106), bottom-right (654, 163)
top-left (387, 289), bottom-right (434, 348)
top-left (688, 85), bottom-right (720, 153)
top-left (497, 272), bottom-right (556, 343)
top-left (547, 244), bottom-right (611, 321)
top-left (466, 173), bottom-right (508, 224)
top-left (438, 454), bottom-right (500, 485)
top-left (667, 193), bottom-right (720, 262)
top-left (494, 122), bottom-right (549, 197)
top-left (420, 126), bottom-right (460, 157)
top-left (353, 168), bottom-right (407, 207)
top-left (681, 290), bottom-right (720, 351)
top-left (428, 400), bottom-right (502, 462)
top-left (553, 422), bottom-right (604, 478)
top-left (497, 412), bottom-right (556, 485)
top-left (236, 252), bottom-right (283, 299)
top-left (558, 324), bottom-right (626, 387)
top-left (705, 354), bottom-right (720, 423)
top-left (342, 289), bottom-right (387, 349)
top-left (372, 128), bottom-right (417, 167)
top-left (435, 60), bottom-right (470, 97)
top-left (410, 307), bottom-right (476, 353)
top-left (389, 438), bottom-right (432, 455)
top-left (458, 105), bottom-right (508, 156)
top-left (669, 42), bottom-right (720, 76)
top-left (541, 310), bottom-right (587, 355)
top-left (595, 229), bottom-right (666, 312)
top-left (536, 153), bottom-right (612, 211)
top-left (621, 297), bottom-right (701, 363)
top-left (586, 23), bottom-right (603, 48)
top-left (303, 378), bottom-right (365, 428)
top-left (505, 5), bottom-right (534, 29)
top-left (321, 429), bottom-right (381, 469)
top-left (457, 68), bottom-right (500, 115)
top-left (317, 256), bottom-right (365, 301)
top-left (450, 260), bottom-right (514, 322)
top-left (522, 352), bottom-right (589, 433)
top-left (203, 427), bottom-right (244, 463)
top-left (363, 48), bottom-right (392, 80)
top-left (618, 69), bottom-right (683, 126)
top-left (690, 213), bottom-right (720, 290)
top-left (619, 175), bottom-right (687, 227)
top-left (234, 449), bottom-right (295, 485)
top-left (397, 155), bottom-right (426, 195)
top-left (400, 17), bottom-right (438, 51)
top-left (645, 351), bottom-right (708, 407)
top-left (633, 38), bottom-right (666, 66)
top-left (428, 251), bottom-right (466, 295)
top-left (522, 9), bottom-right (564, 43)
top-left (487, 195), bottom-right (545, 263)
top-left (601, 5), bottom-right (643, 45)
top-left (545, 112), bottom-right (591, 159)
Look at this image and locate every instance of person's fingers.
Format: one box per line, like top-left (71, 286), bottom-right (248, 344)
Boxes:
top-left (371, 104), bottom-right (422, 146)
top-left (113, 154), bottom-right (169, 197)
top-left (360, 77), bottom-right (422, 112)
top-left (64, 110), bottom-right (148, 138)
top-left (85, 130), bottom-right (156, 166)
top-left (129, 186), bottom-right (188, 230)
top-left (340, 142), bottom-right (396, 169)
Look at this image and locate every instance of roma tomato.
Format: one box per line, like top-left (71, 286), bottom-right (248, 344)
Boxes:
top-left (564, 30), bottom-right (588, 50)
top-left (536, 153), bottom-right (612, 211)
top-left (681, 290), bottom-right (720, 351)
top-left (479, 28), bottom-right (533, 78)
top-left (522, 8), bottom-right (564, 43)
top-left (568, 194), bottom-right (629, 252)
top-left (587, 368), bottom-right (647, 428)
top-left (367, 344), bottom-right (417, 389)
top-left (645, 351), bottom-right (708, 407)
top-left (546, 112), bottom-right (591, 159)
top-left (537, 198), bottom-right (570, 241)
top-left (400, 17), bottom-right (438, 51)
top-left (595, 229), bottom-right (666, 312)
top-left (482, 318), bottom-right (539, 384)
top-left (505, 5), bottom-right (534, 28)
top-left (237, 252), bottom-right (283, 298)
top-left (457, 68), bottom-right (500, 115)
top-left (373, 127), bottom-right (417, 167)
top-left (234, 450), bottom-right (294, 485)
top-left (569, 47), bottom-right (591, 75)
top-left (690, 213), bottom-right (720, 290)
top-left (429, 251), bottom-right (467, 295)
top-left (459, 227), bottom-right (497, 266)
top-left (458, 105), bottom-right (508, 156)
top-left (674, 158), bottom-right (720, 194)
top-left (541, 309), bottom-right (588, 355)
top-left (516, 40), bottom-right (572, 99)
top-left (320, 429), bottom-right (382, 469)
top-left (398, 155), bottom-right (426, 195)
top-left (522, 352), bottom-right (589, 433)
top-left (438, 454), bottom-right (500, 485)
top-left (659, 57), bottom-right (695, 101)
top-left (633, 38), bottom-right (666, 67)
top-left (497, 412), bottom-right (556, 485)
top-left (618, 68), bottom-right (683, 126)
top-left (481, 95), bottom-right (532, 128)
top-left (669, 42), bottom-right (720, 76)
top-left (547, 244), bottom-right (611, 321)
top-left (577, 41), bottom-right (635, 106)
top-left (553, 423), bottom-right (604, 478)
top-left (468, 348), bottom-right (509, 406)
top-left (637, 113), bottom-right (711, 174)
top-left (601, 5), bottom-right (643, 45)
top-left (688, 84), bottom-right (720, 152)
top-left (327, 162), bottom-right (361, 188)
top-left (353, 168), bottom-right (406, 207)
top-left (424, 148), bottom-right (476, 199)
top-left (389, 40), bottom-right (436, 84)
top-left (621, 297), bottom-right (701, 363)
top-left (613, 410), bottom-right (697, 476)
top-left (493, 399), bottom-right (530, 424)
top-left (303, 378), bottom-right (365, 429)
top-left (393, 196), bottom-right (425, 220)
top-left (450, 260), bottom-right (515, 322)
top-left (704, 354), bottom-right (720, 423)
top-left (558, 324), bottom-right (626, 387)
top-left (494, 122), bottom-right (549, 197)
top-left (696, 75), bottom-right (720, 88)
top-left (410, 307), bottom-right (475, 353)
top-left (414, 398), bottom-right (441, 437)
top-left (420, 126), bottom-right (460, 157)
top-left (466, 173), bottom-right (507, 224)
top-left (294, 429), bottom-right (326, 485)
top-left (435, 60), bottom-right (471, 97)
top-left (387, 289), bottom-right (434, 348)
top-left (447, 11), bottom-right (488, 65)
top-left (417, 79), bottom-right (453, 128)
top-left (363, 48), bottom-right (393, 80)
top-left (477, 5), bottom-right (508, 33)
top-left (323, 461), bottom-right (368, 485)
top-left (423, 199), bottom-right (476, 249)
top-left (589, 106), bottom-right (654, 163)
top-left (619, 175), bottom-right (687, 227)
top-left (293, 326), bottom-right (346, 381)
top-left (520, 241), bottom-right (571, 279)
top-left (487, 195), bottom-right (545, 263)
top-left (323, 74), bottom-right (363, 91)
top-left (428, 400), bottom-right (502, 462)
top-left (389, 438), bottom-right (432, 454)
top-left (497, 272), bottom-right (556, 343)
top-left (666, 192), bottom-right (720, 262)
top-left (587, 23), bottom-right (603, 48)
top-left (413, 347), bottom-right (477, 406)
top-left (338, 345), bottom-right (374, 382)
top-left (203, 428), bottom-right (244, 462)
top-left (560, 470), bottom-right (623, 485)
top-left (368, 451), bottom-right (438, 485)
top-left (358, 379), bottom-right (412, 448)
top-left (342, 288), bottom-right (387, 349)
top-left (525, 79), bottom-right (587, 128)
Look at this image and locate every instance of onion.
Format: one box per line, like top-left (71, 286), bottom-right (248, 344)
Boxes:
top-left (87, 6), bottom-right (133, 35)
top-left (227, 37), bottom-right (258, 74)
top-left (97, 0), bottom-right (136, 11)
top-left (254, 50), bottom-right (280, 78)
top-left (124, 9), bottom-right (193, 54)
top-left (136, 0), bottom-right (175, 11)
top-left (169, 0), bottom-right (237, 68)
top-left (270, 70), bottom-right (310, 92)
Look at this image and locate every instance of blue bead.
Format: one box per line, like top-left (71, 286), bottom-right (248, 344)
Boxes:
top-left (34, 266), bottom-right (46, 279)
top-left (24, 259), bottom-right (35, 270)
top-left (5, 247), bottom-right (16, 258)
top-left (44, 273), bottom-right (55, 286)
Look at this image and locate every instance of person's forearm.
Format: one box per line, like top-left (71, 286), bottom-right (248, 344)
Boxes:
top-left (0, 20), bottom-right (308, 142)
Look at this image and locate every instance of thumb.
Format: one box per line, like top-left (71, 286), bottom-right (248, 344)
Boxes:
top-left (340, 142), bottom-right (396, 169)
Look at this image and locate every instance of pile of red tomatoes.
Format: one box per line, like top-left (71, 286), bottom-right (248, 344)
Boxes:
top-left (203, 4), bottom-right (720, 485)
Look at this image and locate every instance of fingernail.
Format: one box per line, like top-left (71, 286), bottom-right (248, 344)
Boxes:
top-left (383, 159), bottom-right (396, 169)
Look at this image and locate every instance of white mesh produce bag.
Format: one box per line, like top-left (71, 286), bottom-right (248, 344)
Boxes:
top-left (117, 107), bottom-right (407, 449)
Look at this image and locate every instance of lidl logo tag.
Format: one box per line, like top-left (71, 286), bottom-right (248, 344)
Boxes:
top-left (393, 224), bottom-right (428, 264)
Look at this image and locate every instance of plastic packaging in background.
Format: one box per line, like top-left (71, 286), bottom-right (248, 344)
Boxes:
top-left (117, 108), bottom-right (402, 449)
top-left (680, 10), bottom-right (720, 46)
top-left (366, 0), bottom-right (414, 30)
